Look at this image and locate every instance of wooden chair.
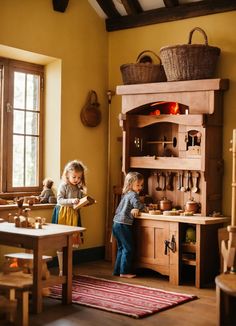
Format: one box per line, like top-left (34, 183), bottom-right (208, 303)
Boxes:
top-left (0, 271), bottom-right (32, 326)
top-left (4, 252), bottom-right (52, 279)
top-left (0, 294), bottom-right (17, 323)
top-left (215, 273), bottom-right (236, 326)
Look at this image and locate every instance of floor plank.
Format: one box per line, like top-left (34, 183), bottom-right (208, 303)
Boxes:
top-left (1, 260), bottom-right (217, 326)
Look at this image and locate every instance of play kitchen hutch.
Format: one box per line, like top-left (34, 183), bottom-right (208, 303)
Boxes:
top-left (116, 78), bottom-right (229, 288)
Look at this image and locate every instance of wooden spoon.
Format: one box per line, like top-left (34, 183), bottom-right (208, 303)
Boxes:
top-left (180, 171), bottom-right (185, 192)
top-left (192, 172), bottom-right (199, 193)
top-left (166, 172), bottom-right (173, 191)
top-left (161, 172), bottom-right (166, 191)
top-left (155, 172), bottom-right (161, 191)
top-left (186, 171), bottom-right (191, 192)
top-left (177, 172), bottom-right (181, 190)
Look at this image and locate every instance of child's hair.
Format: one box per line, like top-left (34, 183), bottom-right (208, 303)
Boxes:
top-left (43, 177), bottom-right (54, 189)
top-left (122, 172), bottom-right (144, 194)
top-left (62, 160), bottom-right (87, 188)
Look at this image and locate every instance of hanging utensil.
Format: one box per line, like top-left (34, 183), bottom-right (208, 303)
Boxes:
top-left (166, 172), bottom-right (174, 191)
top-left (180, 171), bottom-right (185, 192)
top-left (161, 172), bottom-right (166, 191)
top-left (155, 172), bottom-right (162, 191)
top-left (177, 172), bottom-right (181, 190)
top-left (186, 171), bottom-right (191, 192)
top-left (192, 171), bottom-right (199, 193)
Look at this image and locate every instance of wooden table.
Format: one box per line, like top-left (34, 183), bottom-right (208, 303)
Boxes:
top-left (0, 222), bottom-right (85, 314)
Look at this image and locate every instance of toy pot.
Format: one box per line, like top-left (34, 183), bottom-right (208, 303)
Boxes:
top-left (159, 197), bottom-right (172, 211)
top-left (185, 198), bottom-right (199, 213)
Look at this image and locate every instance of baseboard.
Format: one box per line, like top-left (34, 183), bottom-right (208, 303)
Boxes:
top-left (48, 246), bottom-right (105, 268)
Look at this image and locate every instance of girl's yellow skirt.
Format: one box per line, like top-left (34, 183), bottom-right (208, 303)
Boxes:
top-left (52, 206), bottom-right (83, 247)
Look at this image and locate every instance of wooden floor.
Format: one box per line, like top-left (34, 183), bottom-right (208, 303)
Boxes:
top-left (2, 260), bottom-right (218, 326)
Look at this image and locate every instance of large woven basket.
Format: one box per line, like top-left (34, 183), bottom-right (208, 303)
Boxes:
top-left (120, 50), bottom-right (166, 85)
top-left (160, 27), bottom-right (221, 81)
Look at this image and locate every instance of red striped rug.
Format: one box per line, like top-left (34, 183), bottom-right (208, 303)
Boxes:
top-left (49, 275), bottom-right (197, 318)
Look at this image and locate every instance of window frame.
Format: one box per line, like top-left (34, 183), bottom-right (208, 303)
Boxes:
top-left (0, 57), bottom-right (44, 197)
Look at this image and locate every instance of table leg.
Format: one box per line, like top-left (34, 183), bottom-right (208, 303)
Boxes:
top-left (32, 244), bottom-right (43, 314)
top-left (15, 290), bottom-right (29, 326)
top-left (62, 234), bottom-right (73, 304)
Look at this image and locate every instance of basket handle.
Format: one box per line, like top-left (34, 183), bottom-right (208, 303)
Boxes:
top-left (89, 90), bottom-right (99, 106)
top-left (136, 50), bottom-right (162, 64)
top-left (188, 27), bottom-right (208, 46)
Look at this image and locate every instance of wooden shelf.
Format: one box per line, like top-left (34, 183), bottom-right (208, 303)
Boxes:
top-left (128, 114), bottom-right (204, 128)
top-left (182, 258), bottom-right (196, 266)
top-left (117, 79), bottom-right (229, 95)
top-left (130, 156), bottom-right (202, 171)
top-left (182, 242), bottom-right (196, 253)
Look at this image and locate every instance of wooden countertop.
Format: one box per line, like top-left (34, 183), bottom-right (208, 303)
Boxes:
top-left (137, 213), bottom-right (229, 225)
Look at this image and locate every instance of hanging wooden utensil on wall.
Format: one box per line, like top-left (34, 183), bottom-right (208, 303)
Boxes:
top-left (80, 90), bottom-right (101, 127)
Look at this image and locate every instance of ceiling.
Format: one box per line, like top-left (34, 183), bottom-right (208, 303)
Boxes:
top-left (87, 0), bottom-right (236, 31)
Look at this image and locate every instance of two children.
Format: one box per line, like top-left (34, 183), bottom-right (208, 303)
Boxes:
top-left (50, 159), bottom-right (144, 278)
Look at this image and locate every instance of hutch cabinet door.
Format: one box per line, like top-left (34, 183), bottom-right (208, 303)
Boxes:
top-left (134, 219), bottom-right (170, 276)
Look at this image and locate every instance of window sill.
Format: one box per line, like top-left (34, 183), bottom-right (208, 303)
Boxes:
top-left (0, 203), bottom-right (56, 211)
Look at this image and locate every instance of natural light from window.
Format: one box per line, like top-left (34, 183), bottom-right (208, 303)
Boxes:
top-left (13, 72), bottom-right (40, 187)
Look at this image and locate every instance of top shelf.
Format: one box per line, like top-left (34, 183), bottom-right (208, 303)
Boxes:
top-left (116, 79), bottom-right (229, 115)
top-left (116, 79), bottom-right (229, 95)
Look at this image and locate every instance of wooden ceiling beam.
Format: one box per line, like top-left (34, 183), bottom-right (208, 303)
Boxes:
top-left (52, 0), bottom-right (69, 13)
top-left (96, 0), bottom-right (121, 18)
top-left (163, 0), bottom-right (179, 8)
top-left (106, 0), bottom-right (236, 31)
top-left (120, 0), bottom-right (143, 15)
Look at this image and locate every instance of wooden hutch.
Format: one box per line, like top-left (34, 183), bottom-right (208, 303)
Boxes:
top-left (115, 79), bottom-right (229, 288)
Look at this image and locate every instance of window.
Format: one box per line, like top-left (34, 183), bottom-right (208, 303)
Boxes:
top-left (0, 58), bottom-right (44, 195)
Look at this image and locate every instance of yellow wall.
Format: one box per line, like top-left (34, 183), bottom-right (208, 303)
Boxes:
top-left (108, 11), bottom-right (236, 217)
top-left (0, 1), bottom-right (236, 256)
top-left (0, 0), bottom-right (108, 249)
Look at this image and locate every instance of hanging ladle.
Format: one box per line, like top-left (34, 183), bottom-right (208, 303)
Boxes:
top-left (177, 172), bottom-right (181, 190)
top-left (186, 171), bottom-right (191, 192)
top-left (156, 172), bottom-right (162, 191)
top-left (180, 171), bottom-right (185, 192)
top-left (192, 172), bottom-right (199, 193)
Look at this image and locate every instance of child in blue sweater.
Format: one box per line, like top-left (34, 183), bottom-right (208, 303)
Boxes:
top-left (112, 172), bottom-right (145, 278)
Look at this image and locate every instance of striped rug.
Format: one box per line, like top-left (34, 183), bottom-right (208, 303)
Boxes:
top-left (49, 275), bottom-right (197, 318)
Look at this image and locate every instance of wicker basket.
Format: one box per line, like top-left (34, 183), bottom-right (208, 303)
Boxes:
top-left (120, 50), bottom-right (166, 85)
top-left (160, 27), bottom-right (221, 81)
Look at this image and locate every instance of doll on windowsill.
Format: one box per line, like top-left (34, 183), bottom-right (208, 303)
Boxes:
top-left (38, 177), bottom-right (56, 204)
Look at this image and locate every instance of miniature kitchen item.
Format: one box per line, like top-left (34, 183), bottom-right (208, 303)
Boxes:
top-left (180, 211), bottom-right (194, 216)
top-left (155, 172), bottom-right (162, 191)
top-left (0, 198), bottom-right (8, 205)
top-left (159, 197), bottom-right (172, 211)
top-left (185, 198), bottom-right (199, 213)
top-left (148, 209), bottom-right (161, 215)
top-left (191, 171), bottom-right (199, 193)
top-left (185, 227), bottom-right (196, 243)
top-left (163, 210), bottom-right (179, 216)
